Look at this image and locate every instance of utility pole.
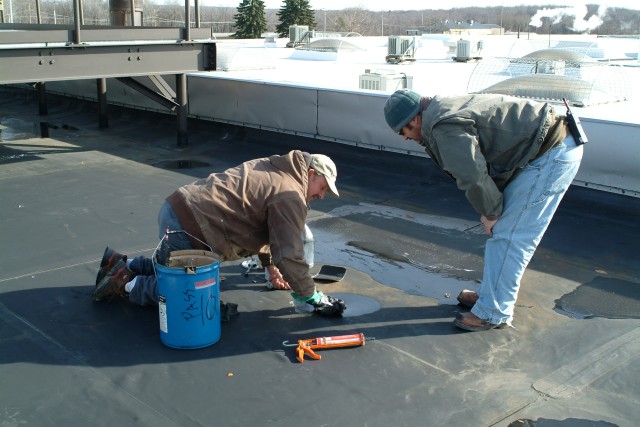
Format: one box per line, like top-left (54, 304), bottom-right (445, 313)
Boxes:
top-left (7, 0), bottom-right (13, 23)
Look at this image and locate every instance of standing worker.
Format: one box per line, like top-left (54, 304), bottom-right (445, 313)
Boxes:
top-left (384, 90), bottom-right (584, 331)
top-left (92, 150), bottom-right (346, 317)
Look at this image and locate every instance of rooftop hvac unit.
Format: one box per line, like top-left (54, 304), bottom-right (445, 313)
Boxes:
top-left (359, 70), bottom-right (413, 91)
top-left (388, 36), bottom-right (416, 55)
top-left (287, 25), bottom-right (312, 48)
top-left (454, 39), bottom-right (483, 62)
top-left (386, 36), bottom-right (417, 64)
top-left (289, 25), bottom-right (309, 43)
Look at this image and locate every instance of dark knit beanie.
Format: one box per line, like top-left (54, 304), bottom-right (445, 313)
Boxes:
top-left (383, 89), bottom-right (422, 133)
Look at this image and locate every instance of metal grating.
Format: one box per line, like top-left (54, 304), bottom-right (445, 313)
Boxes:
top-left (467, 49), bottom-right (632, 106)
top-left (295, 39), bottom-right (365, 53)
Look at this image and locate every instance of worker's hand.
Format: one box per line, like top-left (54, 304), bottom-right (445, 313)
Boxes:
top-left (480, 215), bottom-right (499, 237)
top-left (267, 265), bottom-right (291, 290)
top-left (312, 292), bottom-right (346, 317)
top-left (291, 291), bottom-right (346, 316)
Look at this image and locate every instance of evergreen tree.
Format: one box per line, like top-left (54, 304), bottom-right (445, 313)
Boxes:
top-left (233, 0), bottom-right (267, 39)
top-left (275, 0), bottom-right (316, 38)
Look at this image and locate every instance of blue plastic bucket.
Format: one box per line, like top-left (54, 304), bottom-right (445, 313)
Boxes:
top-left (156, 250), bottom-right (221, 349)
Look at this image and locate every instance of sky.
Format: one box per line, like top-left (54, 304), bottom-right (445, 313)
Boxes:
top-left (190, 0), bottom-right (640, 11)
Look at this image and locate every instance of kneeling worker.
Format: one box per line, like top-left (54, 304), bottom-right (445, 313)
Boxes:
top-left (92, 150), bottom-right (346, 317)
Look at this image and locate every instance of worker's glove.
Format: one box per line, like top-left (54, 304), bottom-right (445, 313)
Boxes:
top-left (292, 291), bottom-right (346, 317)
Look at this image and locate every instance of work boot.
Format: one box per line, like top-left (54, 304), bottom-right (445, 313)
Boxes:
top-left (95, 247), bottom-right (127, 286)
top-left (92, 259), bottom-right (134, 302)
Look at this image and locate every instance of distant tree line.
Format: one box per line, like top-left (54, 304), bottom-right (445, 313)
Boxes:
top-left (2, 1), bottom-right (638, 37)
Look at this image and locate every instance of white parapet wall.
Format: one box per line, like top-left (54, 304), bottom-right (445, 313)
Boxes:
top-left (42, 32), bottom-right (640, 198)
top-left (186, 74), bottom-right (640, 198)
top-left (43, 73), bottom-right (640, 198)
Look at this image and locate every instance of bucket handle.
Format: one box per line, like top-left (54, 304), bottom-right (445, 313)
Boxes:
top-left (152, 228), bottom-right (214, 276)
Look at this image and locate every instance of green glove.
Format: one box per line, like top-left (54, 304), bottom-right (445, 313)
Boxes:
top-left (291, 290), bottom-right (324, 305)
top-left (291, 290), bottom-right (345, 317)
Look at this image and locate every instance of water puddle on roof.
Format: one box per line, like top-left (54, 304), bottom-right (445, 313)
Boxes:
top-left (154, 159), bottom-right (213, 169)
top-left (555, 276), bottom-right (640, 319)
top-left (332, 293), bottom-right (381, 317)
top-left (309, 204), bottom-right (484, 305)
top-left (508, 418), bottom-right (618, 427)
top-left (348, 240), bottom-right (477, 278)
top-left (1, 118), bottom-right (82, 141)
top-left (0, 152), bottom-right (46, 162)
top-left (0, 118), bottom-right (38, 141)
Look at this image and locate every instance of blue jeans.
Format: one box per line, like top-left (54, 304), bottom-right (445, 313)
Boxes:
top-left (471, 135), bottom-right (583, 325)
top-left (128, 201), bottom-right (194, 306)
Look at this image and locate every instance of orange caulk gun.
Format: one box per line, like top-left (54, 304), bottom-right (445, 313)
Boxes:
top-left (282, 333), bottom-right (369, 363)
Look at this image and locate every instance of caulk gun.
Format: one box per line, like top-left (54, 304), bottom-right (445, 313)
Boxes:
top-left (283, 333), bottom-right (370, 363)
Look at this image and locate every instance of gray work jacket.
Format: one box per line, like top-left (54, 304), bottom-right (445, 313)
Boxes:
top-left (419, 94), bottom-right (567, 218)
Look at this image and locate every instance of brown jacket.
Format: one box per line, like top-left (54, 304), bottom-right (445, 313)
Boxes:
top-left (166, 150), bottom-right (316, 298)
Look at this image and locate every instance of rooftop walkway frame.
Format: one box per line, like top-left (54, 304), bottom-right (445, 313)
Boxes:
top-left (0, 0), bottom-right (216, 146)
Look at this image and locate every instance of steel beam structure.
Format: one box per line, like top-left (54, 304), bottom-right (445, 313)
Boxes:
top-left (0, 28), bottom-right (216, 85)
top-left (0, 25), bottom-right (212, 44)
top-left (0, 24), bottom-right (216, 146)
